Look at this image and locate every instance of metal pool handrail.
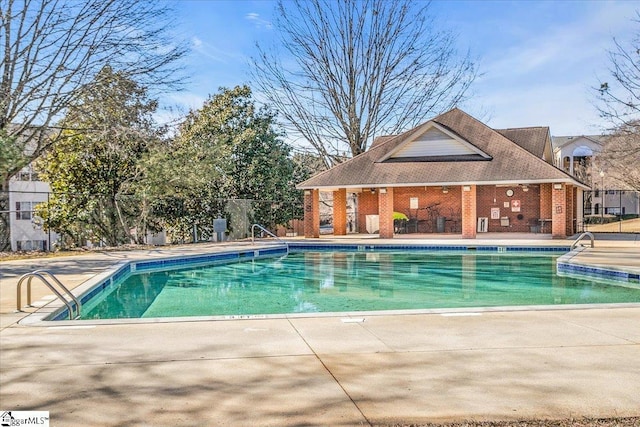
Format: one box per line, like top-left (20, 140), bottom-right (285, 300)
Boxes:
top-left (16, 270), bottom-right (81, 320)
top-left (571, 231), bottom-right (595, 251)
top-left (251, 223), bottom-right (289, 255)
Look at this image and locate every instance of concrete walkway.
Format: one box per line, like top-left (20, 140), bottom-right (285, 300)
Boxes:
top-left (1, 236), bottom-right (639, 426)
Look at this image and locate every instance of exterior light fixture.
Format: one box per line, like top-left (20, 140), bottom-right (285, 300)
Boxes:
top-left (370, 188), bottom-right (376, 194)
top-left (442, 186), bottom-right (449, 194)
top-left (522, 185), bottom-right (529, 192)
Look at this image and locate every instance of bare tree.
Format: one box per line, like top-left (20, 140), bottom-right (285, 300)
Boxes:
top-left (0, 0), bottom-right (187, 250)
top-left (252, 0), bottom-right (477, 168)
top-left (596, 128), bottom-right (640, 192)
top-left (595, 11), bottom-right (640, 191)
top-left (597, 11), bottom-right (640, 129)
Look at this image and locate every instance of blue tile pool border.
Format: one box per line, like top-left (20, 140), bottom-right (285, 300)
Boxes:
top-left (556, 246), bottom-right (640, 287)
top-left (557, 261), bottom-right (640, 285)
top-left (287, 243), bottom-right (571, 253)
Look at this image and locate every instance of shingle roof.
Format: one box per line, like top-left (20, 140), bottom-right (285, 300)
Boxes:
top-left (297, 108), bottom-right (587, 190)
top-left (369, 135), bottom-right (395, 149)
top-left (496, 127), bottom-right (550, 159)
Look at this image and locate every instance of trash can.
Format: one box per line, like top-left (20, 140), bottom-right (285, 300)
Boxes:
top-left (436, 216), bottom-right (446, 233)
top-left (213, 218), bottom-right (227, 242)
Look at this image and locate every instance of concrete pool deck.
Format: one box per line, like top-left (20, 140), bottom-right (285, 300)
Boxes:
top-left (1, 234), bottom-right (639, 426)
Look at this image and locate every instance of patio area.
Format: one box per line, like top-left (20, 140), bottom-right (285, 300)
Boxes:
top-left (1, 235), bottom-right (639, 426)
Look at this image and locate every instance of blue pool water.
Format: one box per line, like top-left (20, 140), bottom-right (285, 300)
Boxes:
top-left (78, 251), bottom-right (640, 320)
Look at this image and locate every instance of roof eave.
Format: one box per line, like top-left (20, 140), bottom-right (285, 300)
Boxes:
top-left (296, 178), bottom-right (590, 191)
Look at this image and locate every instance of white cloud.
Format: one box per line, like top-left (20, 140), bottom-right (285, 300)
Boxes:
top-left (469, 1), bottom-right (638, 135)
top-left (168, 92), bottom-right (207, 111)
top-left (189, 35), bottom-right (247, 64)
top-left (245, 12), bottom-right (272, 30)
top-left (482, 22), bottom-right (605, 82)
top-left (479, 1), bottom-right (636, 78)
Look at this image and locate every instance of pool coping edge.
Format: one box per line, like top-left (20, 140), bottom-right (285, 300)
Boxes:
top-left (17, 243), bottom-right (639, 326)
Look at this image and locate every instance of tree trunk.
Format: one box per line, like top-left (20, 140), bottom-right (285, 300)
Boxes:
top-left (0, 178), bottom-right (11, 251)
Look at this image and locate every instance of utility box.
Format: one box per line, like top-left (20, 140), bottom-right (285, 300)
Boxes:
top-left (500, 217), bottom-right (510, 227)
top-left (213, 218), bottom-right (227, 242)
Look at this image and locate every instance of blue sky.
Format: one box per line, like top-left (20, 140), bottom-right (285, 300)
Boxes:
top-left (168, 0), bottom-right (638, 137)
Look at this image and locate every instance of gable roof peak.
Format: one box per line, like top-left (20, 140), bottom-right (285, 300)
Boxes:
top-left (377, 119), bottom-right (491, 162)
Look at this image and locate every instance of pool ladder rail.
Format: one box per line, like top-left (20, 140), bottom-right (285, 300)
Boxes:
top-left (251, 223), bottom-right (289, 255)
top-left (571, 231), bottom-right (595, 251)
top-left (16, 269), bottom-right (81, 320)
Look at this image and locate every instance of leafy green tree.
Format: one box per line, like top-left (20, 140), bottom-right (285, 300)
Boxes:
top-left (141, 86), bottom-right (301, 240)
top-left (0, 129), bottom-right (23, 249)
top-left (0, 0), bottom-right (186, 250)
top-left (0, 129), bottom-right (22, 182)
top-left (35, 66), bottom-right (160, 247)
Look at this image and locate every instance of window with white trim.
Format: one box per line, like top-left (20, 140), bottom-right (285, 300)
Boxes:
top-left (15, 201), bottom-right (36, 220)
top-left (16, 240), bottom-right (47, 251)
top-left (17, 167), bottom-right (40, 181)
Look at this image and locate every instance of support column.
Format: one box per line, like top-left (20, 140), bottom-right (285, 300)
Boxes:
top-left (378, 187), bottom-right (394, 238)
top-left (304, 189), bottom-right (320, 238)
top-left (461, 185), bottom-right (477, 239)
top-left (552, 184), bottom-right (567, 239)
top-left (333, 189), bottom-right (347, 235)
top-left (576, 188), bottom-right (584, 232)
top-left (565, 185), bottom-right (575, 236)
top-left (569, 156), bottom-right (574, 175)
top-left (540, 183), bottom-right (553, 234)
top-left (540, 183), bottom-right (552, 220)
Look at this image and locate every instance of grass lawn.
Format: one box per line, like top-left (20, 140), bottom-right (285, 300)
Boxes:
top-left (586, 218), bottom-right (640, 233)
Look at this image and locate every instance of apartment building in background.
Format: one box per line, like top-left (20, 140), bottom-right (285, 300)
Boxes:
top-left (552, 134), bottom-right (639, 218)
top-left (7, 163), bottom-right (58, 251)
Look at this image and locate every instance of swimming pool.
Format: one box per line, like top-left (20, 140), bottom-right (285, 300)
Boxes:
top-left (66, 246), bottom-right (640, 321)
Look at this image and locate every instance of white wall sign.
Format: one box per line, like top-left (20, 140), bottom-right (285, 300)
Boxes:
top-left (410, 197), bottom-right (418, 210)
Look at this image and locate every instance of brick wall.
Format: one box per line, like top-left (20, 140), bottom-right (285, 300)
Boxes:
top-left (276, 219), bottom-right (304, 237)
top-left (357, 190), bottom-right (379, 233)
top-left (379, 188), bottom-right (394, 238)
top-left (304, 189), bottom-right (320, 238)
top-left (333, 189), bottom-right (347, 235)
top-left (551, 184), bottom-right (567, 238)
top-left (351, 183), bottom-right (568, 237)
top-left (461, 185), bottom-right (477, 238)
top-left (476, 185), bottom-right (541, 232)
top-left (540, 183), bottom-right (552, 219)
top-left (393, 186), bottom-right (462, 228)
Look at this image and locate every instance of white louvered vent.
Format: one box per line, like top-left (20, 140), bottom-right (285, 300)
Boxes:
top-left (391, 127), bottom-right (478, 158)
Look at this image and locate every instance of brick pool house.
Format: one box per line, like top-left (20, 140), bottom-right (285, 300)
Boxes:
top-left (297, 108), bottom-right (589, 239)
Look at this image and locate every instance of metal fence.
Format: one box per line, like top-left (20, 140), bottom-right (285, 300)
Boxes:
top-left (1, 190), bottom-right (304, 251)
